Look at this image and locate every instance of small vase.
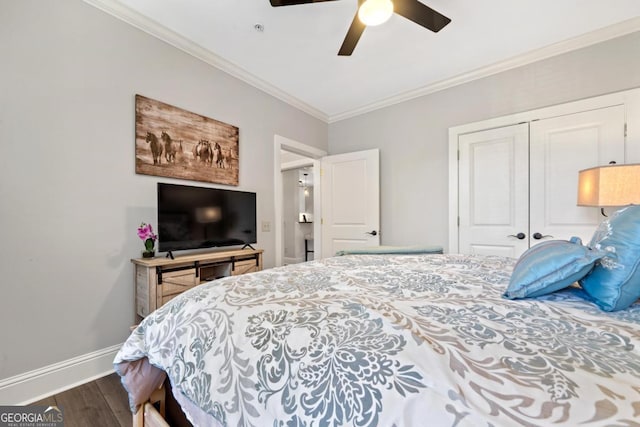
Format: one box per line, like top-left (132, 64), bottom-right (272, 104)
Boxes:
top-left (142, 251), bottom-right (155, 259)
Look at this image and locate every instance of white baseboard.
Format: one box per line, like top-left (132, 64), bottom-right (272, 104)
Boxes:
top-left (0, 343), bottom-right (123, 405)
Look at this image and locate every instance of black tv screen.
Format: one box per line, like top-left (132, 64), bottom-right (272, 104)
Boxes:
top-left (157, 183), bottom-right (257, 253)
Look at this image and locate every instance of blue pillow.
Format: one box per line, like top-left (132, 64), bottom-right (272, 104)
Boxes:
top-left (504, 237), bottom-right (604, 300)
top-left (579, 205), bottom-right (640, 311)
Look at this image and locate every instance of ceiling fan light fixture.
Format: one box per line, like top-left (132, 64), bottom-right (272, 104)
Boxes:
top-left (358, 0), bottom-right (393, 26)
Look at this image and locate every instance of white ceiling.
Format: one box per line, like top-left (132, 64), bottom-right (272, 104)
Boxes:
top-left (86, 0), bottom-right (640, 122)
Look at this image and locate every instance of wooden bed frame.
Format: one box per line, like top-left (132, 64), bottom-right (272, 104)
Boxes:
top-left (133, 380), bottom-right (195, 427)
top-left (133, 385), bottom-right (168, 427)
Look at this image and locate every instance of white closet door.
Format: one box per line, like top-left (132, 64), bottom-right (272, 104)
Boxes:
top-left (459, 123), bottom-right (529, 257)
top-left (529, 105), bottom-right (625, 246)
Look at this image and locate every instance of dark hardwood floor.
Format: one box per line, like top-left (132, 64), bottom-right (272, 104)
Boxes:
top-left (31, 373), bottom-right (131, 427)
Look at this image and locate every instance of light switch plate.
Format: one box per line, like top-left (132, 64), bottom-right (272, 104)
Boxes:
top-left (261, 221), bottom-right (271, 232)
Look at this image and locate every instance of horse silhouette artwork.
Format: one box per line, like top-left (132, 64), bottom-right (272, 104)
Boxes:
top-left (193, 140), bottom-right (213, 165)
top-left (222, 148), bottom-right (233, 169)
top-left (161, 131), bottom-right (177, 163)
top-left (213, 142), bottom-right (224, 168)
top-left (145, 132), bottom-right (163, 165)
top-left (175, 140), bottom-right (185, 164)
top-left (135, 95), bottom-right (240, 185)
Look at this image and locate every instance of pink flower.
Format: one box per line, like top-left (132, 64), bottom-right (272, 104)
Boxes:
top-left (137, 223), bottom-right (157, 242)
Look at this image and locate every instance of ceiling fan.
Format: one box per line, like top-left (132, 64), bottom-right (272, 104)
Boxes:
top-left (269, 0), bottom-right (451, 56)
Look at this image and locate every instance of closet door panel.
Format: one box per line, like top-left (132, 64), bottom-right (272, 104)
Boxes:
top-left (529, 105), bottom-right (625, 245)
top-left (458, 123), bottom-right (529, 257)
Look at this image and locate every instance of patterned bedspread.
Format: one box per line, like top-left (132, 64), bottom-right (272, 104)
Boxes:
top-left (114, 254), bottom-right (640, 427)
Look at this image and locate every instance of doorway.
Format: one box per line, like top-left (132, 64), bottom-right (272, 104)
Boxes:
top-left (274, 135), bottom-right (326, 267)
top-left (282, 162), bottom-right (314, 265)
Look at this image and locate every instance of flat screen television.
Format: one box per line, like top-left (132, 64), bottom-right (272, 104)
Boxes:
top-left (157, 183), bottom-right (257, 253)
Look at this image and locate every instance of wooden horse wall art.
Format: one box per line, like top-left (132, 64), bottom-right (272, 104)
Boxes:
top-left (145, 132), bottom-right (163, 165)
top-left (135, 94), bottom-right (239, 186)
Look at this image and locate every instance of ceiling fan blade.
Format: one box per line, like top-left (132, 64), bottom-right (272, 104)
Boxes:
top-left (270, 0), bottom-right (337, 6)
top-left (393, 0), bottom-right (451, 32)
top-left (338, 13), bottom-right (366, 56)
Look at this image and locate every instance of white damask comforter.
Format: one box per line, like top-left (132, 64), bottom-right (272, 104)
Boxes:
top-left (114, 254), bottom-right (640, 427)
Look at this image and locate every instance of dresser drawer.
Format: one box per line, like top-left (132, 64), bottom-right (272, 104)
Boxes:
top-left (160, 268), bottom-right (198, 296)
top-left (232, 258), bottom-right (259, 276)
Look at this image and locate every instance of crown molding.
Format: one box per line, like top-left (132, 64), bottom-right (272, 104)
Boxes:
top-left (328, 17), bottom-right (640, 123)
top-left (82, 0), bottom-right (329, 122)
top-left (82, 0), bottom-right (640, 125)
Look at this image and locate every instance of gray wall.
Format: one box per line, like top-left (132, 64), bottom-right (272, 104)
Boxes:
top-left (328, 31), bottom-right (640, 251)
top-left (0, 0), bottom-right (327, 379)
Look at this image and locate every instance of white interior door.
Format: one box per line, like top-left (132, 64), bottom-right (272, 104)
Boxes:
top-left (321, 149), bottom-right (380, 258)
top-left (529, 105), bottom-right (626, 245)
top-left (458, 123), bottom-right (529, 257)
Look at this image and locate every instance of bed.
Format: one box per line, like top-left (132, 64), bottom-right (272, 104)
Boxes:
top-left (114, 252), bottom-right (640, 427)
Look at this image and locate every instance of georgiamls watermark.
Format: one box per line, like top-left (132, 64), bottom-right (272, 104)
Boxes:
top-left (0, 406), bottom-right (64, 427)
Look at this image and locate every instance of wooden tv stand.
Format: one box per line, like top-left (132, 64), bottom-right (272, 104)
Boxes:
top-left (132, 248), bottom-right (263, 318)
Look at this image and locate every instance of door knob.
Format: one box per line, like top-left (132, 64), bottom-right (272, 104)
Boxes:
top-left (532, 232), bottom-right (553, 240)
top-left (507, 232), bottom-right (526, 240)
top-left (366, 230), bottom-right (378, 236)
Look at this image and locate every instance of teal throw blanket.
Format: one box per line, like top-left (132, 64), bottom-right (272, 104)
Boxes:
top-left (335, 245), bottom-right (443, 256)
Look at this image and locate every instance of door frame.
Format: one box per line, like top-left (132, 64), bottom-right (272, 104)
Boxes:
top-left (448, 88), bottom-right (640, 254)
top-left (274, 135), bottom-right (327, 267)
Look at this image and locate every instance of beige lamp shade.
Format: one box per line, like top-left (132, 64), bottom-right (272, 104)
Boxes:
top-left (577, 163), bottom-right (640, 207)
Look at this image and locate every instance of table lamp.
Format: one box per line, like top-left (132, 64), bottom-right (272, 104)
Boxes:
top-left (577, 163), bottom-right (640, 214)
